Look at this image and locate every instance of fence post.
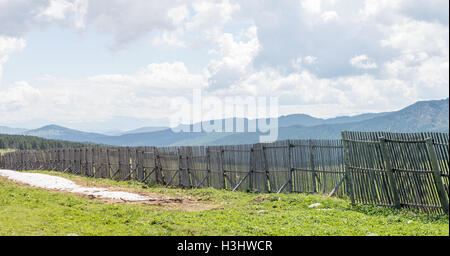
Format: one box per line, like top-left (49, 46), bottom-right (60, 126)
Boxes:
top-left (261, 144), bottom-right (270, 193)
top-left (186, 148), bottom-right (192, 189)
top-left (379, 137), bottom-right (401, 209)
top-left (177, 148), bottom-right (182, 187)
top-left (425, 138), bottom-right (449, 214)
top-left (205, 147), bottom-right (211, 188)
top-left (309, 140), bottom-right (317, 193)
top-left (249, 146), bottom-right (254, 192)
top-left (153, 147), bottom-right (163, 184)
top-left (104, 148), bottom-right (110, 178)
top-left (288, 140), bottom-right (293, 193)
top-left (136, 147), bottom-right (144, 182)
top-left (221, 148), bottom-right (226, 190)
top-left (341, 132), bottom-right (355, 205)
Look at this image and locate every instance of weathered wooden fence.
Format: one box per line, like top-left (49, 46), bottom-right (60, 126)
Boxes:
top-left (342, 131), bottom-right (449, 214)
top-left (0, 139), bottom-right (346, 197)
top-left (1, 131), bottom-right (448, 214)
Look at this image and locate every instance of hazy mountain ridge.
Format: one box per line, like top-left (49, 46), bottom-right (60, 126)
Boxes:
top-left (1, 98), bottom-right (448, 146)
top-left (209, 98), bottom-right (449, 145)
top-left (22, 125), bottom-right (108, 143)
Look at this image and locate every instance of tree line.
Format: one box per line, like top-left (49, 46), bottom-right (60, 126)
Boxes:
top-left (0, 134), bottom-right (95, 150)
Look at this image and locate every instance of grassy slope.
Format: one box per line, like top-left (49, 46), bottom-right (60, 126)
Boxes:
top-left (0, 171), bottom-right (448, 236)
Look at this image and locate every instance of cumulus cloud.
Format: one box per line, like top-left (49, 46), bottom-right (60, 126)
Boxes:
top-left (301, 0), bottom-right (322, 14)
top-left (0, 62), bottom-right (209, 123)
top-left (0, 35), bottom-right (26, 82)
top-left (207, 26), bottom-right (261, 90)
top-left (350, 55), bottom-right (378, 69)
top-left (0, 81), bottom-right (41, 118)
top-left (89, 62), bottom-right (208, 92)
top-left (36, 0), bottom-right (88, 29)
top-left (0, 0), bottom-right (240, 48)
top-left (0, 0), bottom-right (448, 125)
top-left (0, 36), bottom-right (27, 56)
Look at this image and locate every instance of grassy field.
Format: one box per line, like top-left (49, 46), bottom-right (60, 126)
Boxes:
top-left (0, 170), bottom-right (448, 236)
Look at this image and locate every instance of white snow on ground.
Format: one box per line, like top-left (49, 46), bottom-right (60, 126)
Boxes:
top-left (0, 169), bottom-right (156, 201)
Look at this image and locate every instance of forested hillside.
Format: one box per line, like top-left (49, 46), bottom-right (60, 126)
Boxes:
top-left (0, 134), bottom-right (96, 150)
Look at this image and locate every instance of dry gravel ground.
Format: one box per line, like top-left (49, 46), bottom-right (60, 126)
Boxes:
top-left (0, 169), bottom-right (184, 203)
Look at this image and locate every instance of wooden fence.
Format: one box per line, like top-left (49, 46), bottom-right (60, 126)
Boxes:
top-left (342, 131), bottom-right (449, 214)
top-left (0, 139), bottom-right (346, 197)
top-left (1, 131), bottom-right (448, 214)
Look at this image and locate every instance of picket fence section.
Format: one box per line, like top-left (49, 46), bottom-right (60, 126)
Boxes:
top-left (1, 131), bottom-right (448, 214)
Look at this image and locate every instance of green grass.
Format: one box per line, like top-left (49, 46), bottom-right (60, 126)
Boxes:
top-left (0, 170), bottom-right (448, 236)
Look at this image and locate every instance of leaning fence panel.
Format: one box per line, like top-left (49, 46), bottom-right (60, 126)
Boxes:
top-left (342, 131), bottom-right (449, 214)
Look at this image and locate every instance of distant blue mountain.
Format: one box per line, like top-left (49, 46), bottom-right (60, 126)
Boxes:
top-left (4, 98), bottom-right (448, 146)
top-left (209, 98), bottom-right (449, 145)
top-left (22, 125), bottom-right (107, 143)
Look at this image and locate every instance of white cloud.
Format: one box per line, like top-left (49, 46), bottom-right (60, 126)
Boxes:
top-left (186, 0), bottom-right (239, 32)
top-left (358, 0), bottom-right (402, 18)
top-left (301, 0), bottom-right (322, 14)
top-left (0, 61), bottom-right (210, 123)
top-left (150, 32), bottom-right (187, 48)
top-left (37, 0), bottom-right (74, 20)
top-left (0, 0), bottom-right (449, 125)
top-left (168, 5), bottom-right (190, 26)
top-left (350, 55), bottom-right (378, 69)
top-left (0, 36), bottom-right (26, 82)
top-left (140, 0), bottom-right (241, 49)
top-left (379, 18), bottom-right (449, 98)
top-left (380, 18), bottom-right (449, 55)
top-left (0, 81), bottom-right (41, 117)
top-left (34, 0), bottom-right (88, 29)
top-left (0, 36), bottom-right (26, 56)
top-left (207, 26), bottom-right (261, 89)
top-left (321, 11), bottom-right (339, 22)
top-left (304, 56), bottom-right (317, 64)
top-left (90, 62), bottom-right (208, 91)
top-left (211, 66), bottom-right (423, 118)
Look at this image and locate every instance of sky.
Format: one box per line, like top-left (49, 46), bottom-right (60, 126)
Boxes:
top-left (0, 0), bottom-right (449, 132)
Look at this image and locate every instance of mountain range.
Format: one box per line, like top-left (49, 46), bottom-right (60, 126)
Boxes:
top-left (1, 98), bottom-right (448, 146)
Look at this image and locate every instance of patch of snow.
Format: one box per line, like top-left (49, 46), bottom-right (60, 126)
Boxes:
top-left (0, 169), bottom-right (155, 202)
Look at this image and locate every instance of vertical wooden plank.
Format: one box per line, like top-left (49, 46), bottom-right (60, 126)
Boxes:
top-left (262, 144), bottom-right (270, 193)
top-left (379, 137), bottom-right (401, 209)
top-left (185, 147), bottom-right (192, 189)
top-left (341, 132), bottom-right (355, 205)
top-left (93, 147), bottom-right (101, 178)
top-left (425, 138), bottom-right (449, 214)
top-left (309, 140), bottom-right (317, 193)
top-left (287, 141), bottom-right (293, 193)
top-left (176, 148), bottom-right (182, 187)
top-left (206, 147), bottom-right (211, 187)
top-left (105, 148), bottom-right (111, 178)
top-left (153, 147), bottom-right (163, 184)
top-left (88, 148), bottom-right (94, 177)
top-left (221, 148), bottom-right (226, 190)
top-left (135, 147), bottom-right (143, 182)
top-left (249, 146), bottom-right (254, 192)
